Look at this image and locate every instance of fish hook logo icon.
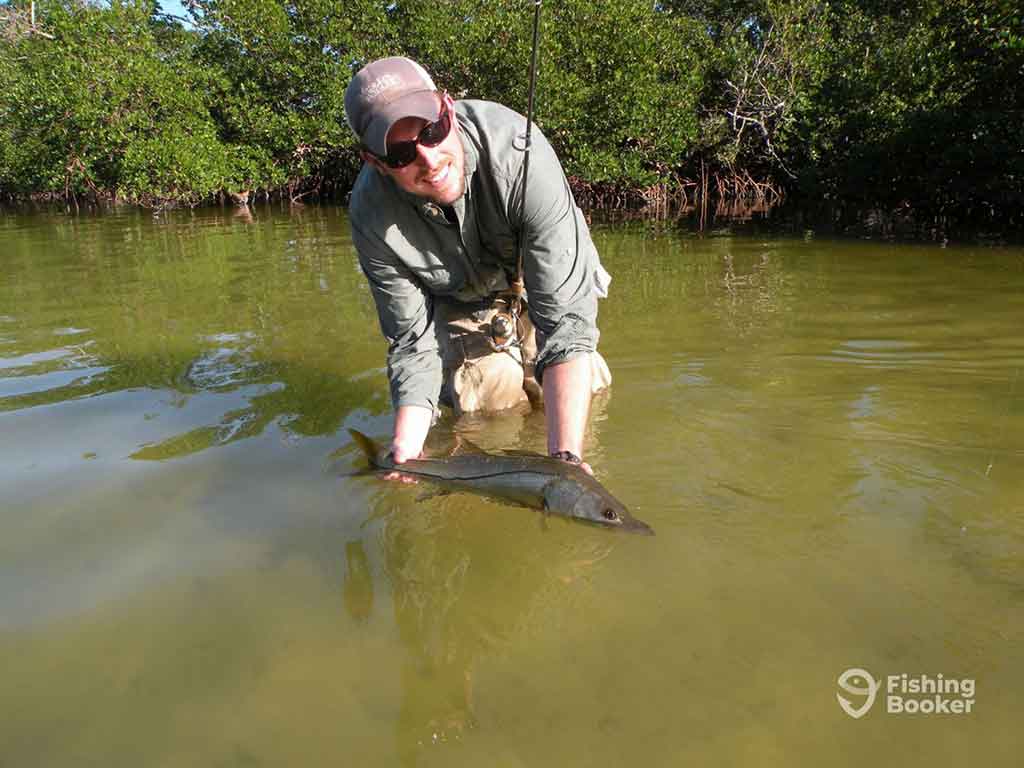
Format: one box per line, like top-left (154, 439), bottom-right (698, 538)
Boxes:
top-left (837, 668), bottom-right (880, 719)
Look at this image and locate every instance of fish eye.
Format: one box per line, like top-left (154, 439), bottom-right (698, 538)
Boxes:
top-left (602, 508), bottom-right (619, 522)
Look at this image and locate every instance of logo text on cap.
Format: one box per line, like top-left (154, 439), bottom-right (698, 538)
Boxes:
top-left (362, 74), bottom-right (403, 102)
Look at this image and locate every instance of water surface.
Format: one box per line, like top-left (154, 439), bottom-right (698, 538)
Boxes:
top-left (1, 207), bottom-right (1021, 766)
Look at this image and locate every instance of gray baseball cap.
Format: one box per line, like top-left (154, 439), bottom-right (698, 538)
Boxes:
top-left (345, 57), bottom-right (442, 157)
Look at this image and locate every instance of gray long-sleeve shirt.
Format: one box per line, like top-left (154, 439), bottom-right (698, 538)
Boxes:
top-left (349, 99), bottom-right (610, 411)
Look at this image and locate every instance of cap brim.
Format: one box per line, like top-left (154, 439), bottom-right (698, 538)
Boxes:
top-left (363, 90), bottom-right (442, 157)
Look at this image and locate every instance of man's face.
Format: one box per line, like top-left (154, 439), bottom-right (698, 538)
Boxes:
top-left (366, 95), bottom-right (466, 205)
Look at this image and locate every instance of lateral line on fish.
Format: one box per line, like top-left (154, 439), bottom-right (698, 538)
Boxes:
top-left (383, 468), bottom-right (557, 482)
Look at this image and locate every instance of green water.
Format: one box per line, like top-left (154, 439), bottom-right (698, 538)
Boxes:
top-left (1, 207), bottom-right (1022, 766)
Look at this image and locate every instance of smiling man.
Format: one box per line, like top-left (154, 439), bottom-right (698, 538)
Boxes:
top-left (344, 56), bottom-right (612, 470)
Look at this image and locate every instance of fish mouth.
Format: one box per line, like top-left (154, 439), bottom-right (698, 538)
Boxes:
top-left (621, 517), bottom-right (656, 536)
top-left (576, 514), bottom-right (655, 535)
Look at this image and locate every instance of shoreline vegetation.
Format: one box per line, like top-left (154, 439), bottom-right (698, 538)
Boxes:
top-left (1, 1), bottom-right (1021, 239)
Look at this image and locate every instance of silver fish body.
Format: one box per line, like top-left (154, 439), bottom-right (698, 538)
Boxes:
top-left (348, 430), bottom-right (653, 535)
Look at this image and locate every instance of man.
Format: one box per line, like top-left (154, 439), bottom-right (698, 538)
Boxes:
top-left (344, 56), bottom-right (612, 471)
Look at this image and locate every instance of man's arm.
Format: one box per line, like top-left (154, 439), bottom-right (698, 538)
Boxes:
top-left (351, 223), bottom-right (442, 462)
top-left (508, 126), bottom-right (605, 464)
top-left (543, 355), bottom-right (592, 461)
top-left (392, 404), bottom-right (432, 463)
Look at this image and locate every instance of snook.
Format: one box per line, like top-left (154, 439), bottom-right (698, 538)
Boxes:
top-left (348, 430), bottom-right (654, 535)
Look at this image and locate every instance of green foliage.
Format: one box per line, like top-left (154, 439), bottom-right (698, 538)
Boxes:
top-left (0, 0), bottom-right (235, 203)
top-left (0, 0), bottom-right (1021, 227)
top-left (188, 0), bottom-right (393, 193)
top-left (383, 0), bottom-right (709, 187)
top-left (677, 0), bottom-right (1023, 224)
top-left (788, 0), bottom-right (1024, 220)
top-left (695, 0), bottom-right (833, 173)
top-left (544, 0), bottom-right (709, 184)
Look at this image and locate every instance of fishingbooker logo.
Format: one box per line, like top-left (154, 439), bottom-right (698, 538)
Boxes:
top-left (836, 668), bottom-right (878, 718)
top-left (837, 668), bottom-right (976, 718)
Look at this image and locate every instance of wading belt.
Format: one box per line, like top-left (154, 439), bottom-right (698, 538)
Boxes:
top-left (489, 282), bottom-right (524, 353)
top-left (442, 297), bottom-right (527, 369)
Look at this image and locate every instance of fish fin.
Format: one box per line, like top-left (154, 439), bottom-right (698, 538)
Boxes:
top-left (348, 429), bottom-right (384, 465)
top-left (450, 435), bottom-right (543, 459)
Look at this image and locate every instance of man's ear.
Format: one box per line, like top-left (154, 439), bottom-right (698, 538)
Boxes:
top-left (361, 150), bottom-right (388, 174)
top-left (443, 93), bottom-right (460, 135)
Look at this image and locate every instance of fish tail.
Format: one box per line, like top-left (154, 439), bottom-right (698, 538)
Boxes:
top-left (347, 429), bottom-right (382, 465)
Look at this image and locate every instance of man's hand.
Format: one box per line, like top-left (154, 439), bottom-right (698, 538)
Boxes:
top-left (385, 405), bottom-right (432, 483)
top-left (385, 440), bottom-right (422, 483)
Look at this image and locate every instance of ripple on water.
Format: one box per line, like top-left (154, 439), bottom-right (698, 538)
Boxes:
top-left (2, 217), bottom-right (1023, 766)
top-left (798, 336), bottom-right (1024, 381)
top-left (0, 337), bottom-right (107, 401)
top-left (180, 332), bottom-right (262, 390)
top-left (0, 365), bottom-right (109, 400)
top-left (0, 347), bottom-right (77, 371)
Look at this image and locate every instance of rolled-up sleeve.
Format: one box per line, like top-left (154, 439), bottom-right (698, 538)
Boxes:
top-left (351, 223), bottom-right (442, 411)
top-left (510, 129), bottom-right (601, 384)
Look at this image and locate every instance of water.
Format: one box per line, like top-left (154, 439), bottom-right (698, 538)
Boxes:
top-left (1, 207), bottom-right (1022, 766)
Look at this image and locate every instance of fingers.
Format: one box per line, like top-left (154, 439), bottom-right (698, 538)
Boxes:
top-left (386, 444), bottom-right (422, 484)
top-left (384, 470), bottom-right (418, 484)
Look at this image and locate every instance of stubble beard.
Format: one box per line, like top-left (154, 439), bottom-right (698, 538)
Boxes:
top-left (427, 172), bottom-right (465, 206)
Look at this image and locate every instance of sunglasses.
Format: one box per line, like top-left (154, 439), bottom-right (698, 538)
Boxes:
top-left (375, 96), bottom-right (453, 169)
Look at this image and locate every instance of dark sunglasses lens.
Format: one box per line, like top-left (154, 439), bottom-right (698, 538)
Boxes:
top-left (420, 111), bottom-right (451, 147)
top-left (384, 142), bottom-right (418, 168)
top-left (381, 102), bottom-right (451, 168)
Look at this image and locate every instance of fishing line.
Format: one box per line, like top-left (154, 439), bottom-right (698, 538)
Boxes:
top-left (510, 0), bottom-right (543, 301)
top-left (492, 0), bottom-right (542, 353)
top-left (985, 365), bottom-right (1019, 477)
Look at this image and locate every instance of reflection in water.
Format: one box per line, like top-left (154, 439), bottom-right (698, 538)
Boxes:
top-left (2, 209), bottom-right (1023, 766)
top-left (0, 206), bottom-right (387, 453)
top-left (377, 498), bottom-right (615, 764)
top-left (340, 409), bottom-right (618, 764)
top-left (386, 510), bottom-right (480, 757)
top-left (342, 540), bottom-right (374, 623)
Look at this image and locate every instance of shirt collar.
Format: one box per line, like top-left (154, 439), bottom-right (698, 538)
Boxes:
top-left (455, 101), bottom-right (479, 179)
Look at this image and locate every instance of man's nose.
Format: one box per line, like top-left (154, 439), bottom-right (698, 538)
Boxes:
top-left (415, 141), bottom-right (443, 169)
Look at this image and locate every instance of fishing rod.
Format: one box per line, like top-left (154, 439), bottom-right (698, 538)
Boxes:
top-left (492, 0), bottom-right (542, 351)
top-left (515, 0), bottom-right (543, 292)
